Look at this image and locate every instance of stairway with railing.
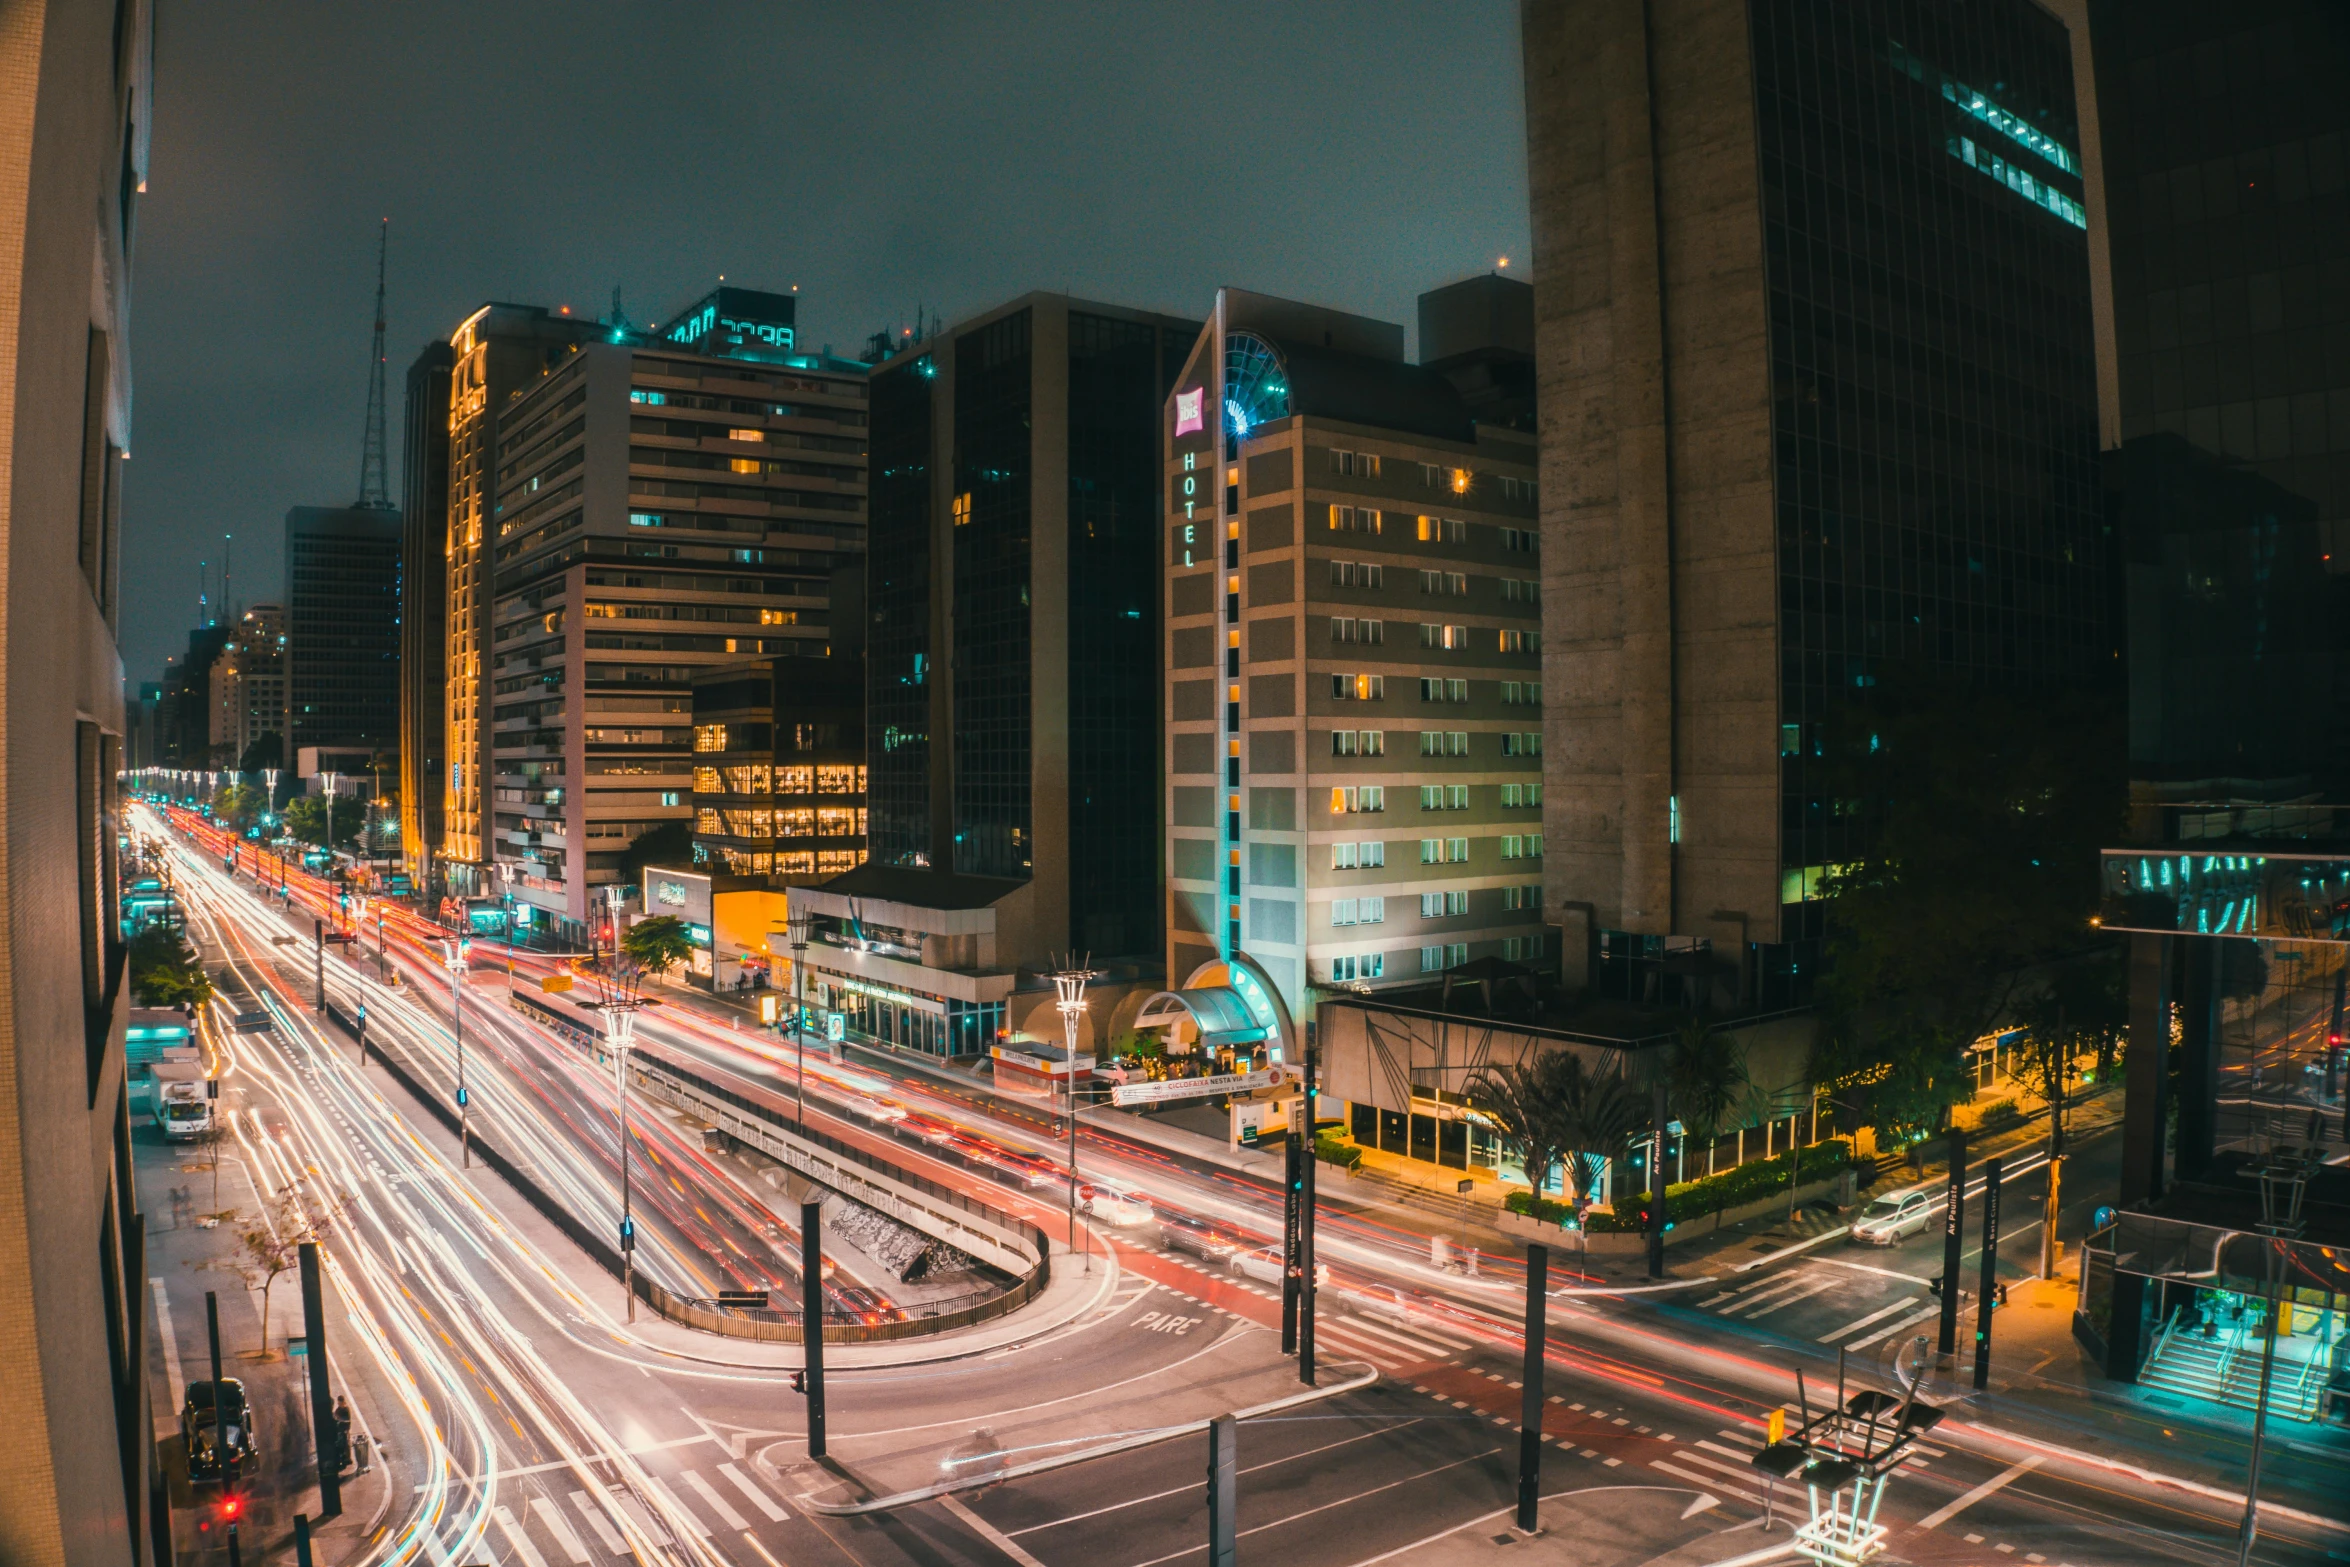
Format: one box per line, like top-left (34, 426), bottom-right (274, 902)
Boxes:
top-left (2137, 1305), bottom-right (2330, 1422)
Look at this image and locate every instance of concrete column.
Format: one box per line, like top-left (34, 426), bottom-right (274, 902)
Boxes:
top-left (1601, 1), bottom-right (1674, 937)
top-left (2120, 932), bottom-right (2171, 1206)
top-left (2174, 936), bottom-right (2221, 1180)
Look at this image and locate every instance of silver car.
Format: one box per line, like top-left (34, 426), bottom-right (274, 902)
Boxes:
top-left (1849, 1191), bottom-right (1932, 1246)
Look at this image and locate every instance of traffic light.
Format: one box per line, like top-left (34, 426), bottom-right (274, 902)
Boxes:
top-left (619, 1216), bottom-right (636, 1252)
top-left (1928, 1272), bottom-right (1946, 1299)
top-left (789, 1369), bottom-right (807, 1395)
top-left (215, 1489), bottom-right (245, 1527)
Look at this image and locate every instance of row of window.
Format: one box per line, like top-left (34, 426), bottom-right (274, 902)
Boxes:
top-left (1321, 508), bottom-right (1539, 547)
top-left (1327, 564), bottom-right (1541, 599)
top-left (694, 806), bottom-right (867, 837)
top-left (1331, 896), bottom-right (1385, 926)
top-left (1323, 622), bottom-right (1542, 654)
top-left (1328, 782), bottom-right (1544, 814)
top-left (1326, 675), bottom-right (1543, 707)
top-left (692, 763), bottom-right (865, 795)
top-left (1327, 884), bottom-right (1544, 925)
top-left (1324, 935), bottom-right (1542, 985)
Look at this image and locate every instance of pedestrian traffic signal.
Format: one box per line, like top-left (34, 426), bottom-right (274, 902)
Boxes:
top-left (455, 1085), bottom-right (469, 1108)
top-left (619, 1216), bottom-right (636, 1251)
top-left (215, 1490), bottom-right (245, 1524)
top-left (789, 1369), bottom-right (807, 1395)
top-left (1928, 1273), bottom-right (1945, 1298)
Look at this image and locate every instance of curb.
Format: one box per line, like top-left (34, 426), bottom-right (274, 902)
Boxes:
top-left (796, 1360), bottom-right (1382, 1515)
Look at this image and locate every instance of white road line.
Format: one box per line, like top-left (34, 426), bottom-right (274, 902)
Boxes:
top-left (1714, 1271), bottom-right (1817, 1313)
top-left (1310, 1327), bottom-right (1404, 1371)
top-left (151, 1280), bottom-right (186, 1414)
top-left (1338, 1316), bottom-right (1455, 1358)
top-left (1848, 1303), bottom-right (1944, 1351)
top-left (494, 1507), bottom-right (550, 1567)
top-left (527, 1498), bottom-right (590, 1565)
top-left (569, 1493), bottom-right (627, 1554)
top-left (606, 1489), bottom-right (673, 1548)
top-left (717, 1462), bottom-right (788, 1522)
top-left (1914, 1456), bottom-right (2045, 1531)
top-left (942, 1493), bottom-right (1050, 1567)
top-left (1652, 1459), bottom-right (1770, 1511)
top-left (1740, 1275), bottom-right (1842, 1319)
top-left (1698, 1272), bottom-right (1803, 1310)
top-left (681, 1469), bottom-right (749, 1531)
top-left (1818, 1296), bottom-right (1922, 1343)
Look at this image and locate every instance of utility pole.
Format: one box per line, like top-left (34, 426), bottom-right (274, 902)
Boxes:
top-left (1517, 1242), bottom-right (1549, 1533)
top-left (1974, 1156), bottom-right (2003, 1391)
top-left (1939, 1129), bottom-right (1968, 1358)
top-left (299, 1242), bottom-right (341, 1518)
top-left (584, 967), bottom-right (646, 1323)
top-left (785, 909), bottom-right (812, 1122)
top-left (801, 1198), bottom-right (827, 1459)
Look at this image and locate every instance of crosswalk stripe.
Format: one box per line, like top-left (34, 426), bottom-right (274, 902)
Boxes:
top-left (1652, 1458), bottom-right (1772, 1511)
top-left (639, 1474), bottom-right (709, 1537)
top-left (1741, 1275), bottom-right (1843, 1319)
top-left (494, 1507), bottom-right (551, 1567)
top-left (1696, 1274), bottom-right (1793, 1309)
top-left (1664, 1451), bottom-right (1780, 1498)
top-left (718, 1462), bottom-right (789, 1522)
top-left (1312, 1325), bottom-right (1405, 1368)
top-left (608, 1488), bottom-right (675, 1547)
top-left (1710, 1273), bottom-right (1815, 1314)
top-left (528, 1498), bottom-right (591, 1565)
top-left (1818, 1297), bottom-right (1923, 1343)
top-left (1848, 1303), bottom-right (1942, 1351)
top-left (569, 1493), bottom-right (627, 1555)
top-left (681, 1469), bottom-right (749, 1531)
top-left (1338, 1316), bottom-right (1456, 1358)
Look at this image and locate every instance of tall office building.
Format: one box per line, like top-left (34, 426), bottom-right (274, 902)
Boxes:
top-left (0, 1), bottom-right (162, 1562)
top-left (1523, 0), bottom-right (2108, 999)
top-left (690, 654), bottom-right (868, 879)
top-left (483, 287), bottom-right (868, 940)
top-left (284, 504), bottom-right (401, 763)
top-left (789, 295), bottom-right (1192, 1061)
top-left (1161, 285), bottom-right (1547, 1014)
top-left (205, 602), bottom-right (285, 766)
top-left (437, 304), bottom-right (603, 892)
top-left (399, 338), bottom-right (455, 887)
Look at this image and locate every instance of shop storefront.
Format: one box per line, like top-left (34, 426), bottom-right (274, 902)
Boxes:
top-left (811, 971), bottom-right (1003, 1059)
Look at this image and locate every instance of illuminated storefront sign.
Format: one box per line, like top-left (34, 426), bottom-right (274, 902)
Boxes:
top-left (658, 287), bottom-right (799, 355)
top-left (1174, 387), bottom-right (1205, 436)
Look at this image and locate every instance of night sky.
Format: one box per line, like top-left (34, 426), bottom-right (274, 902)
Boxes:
top-left (122, 1), bottom-right (1529, 687)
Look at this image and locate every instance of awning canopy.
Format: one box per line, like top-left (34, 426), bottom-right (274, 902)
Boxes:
top-left (1134, 986), bottom-right (1270, 1050)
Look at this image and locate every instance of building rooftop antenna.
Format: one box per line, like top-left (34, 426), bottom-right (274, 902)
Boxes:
top-left (356, 218), bottom-right (393, 510)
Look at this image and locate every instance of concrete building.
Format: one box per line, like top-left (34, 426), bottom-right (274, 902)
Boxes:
top-left (1522, 0), bottom-right (2109, 1002)
top-left (285, 504), bottom-right (400, 766)
top-left (828, 294), bottom-right (1195, 1060)
top-left (398, 337), bottom-right (454, 891)
top-left (435, 304), bottom-right (604, 893)
top-left (0, 1), bottom-right (163, 1562)
top-left (483, 287), bottom-right (868, 942)
top-left (205, 602), bottom-right (284, 767)
top-left (1161, 285), bottom-right (1547, 1018)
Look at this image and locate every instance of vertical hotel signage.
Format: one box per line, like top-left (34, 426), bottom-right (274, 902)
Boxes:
top-left (1174, 386), bottom-right (1208, 566)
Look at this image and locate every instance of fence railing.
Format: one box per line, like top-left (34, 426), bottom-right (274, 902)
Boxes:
top-left (325, 993), bottom-right (1048, 1344)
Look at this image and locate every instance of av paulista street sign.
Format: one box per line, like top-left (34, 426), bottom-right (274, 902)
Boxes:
top-left (1111, 1066), bottom-right (1289, 1107)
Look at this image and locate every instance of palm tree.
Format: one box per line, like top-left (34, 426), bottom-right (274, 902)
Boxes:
top-left (1468, 1050), bottom-right (1639, 1205)
top-left (1467, 1055), bottom-right (1571, 1200)
top-left (1555, 1056), bottom-right (1639, 1205)
top-left (1665, 1017), bottom-right (1751, 1177)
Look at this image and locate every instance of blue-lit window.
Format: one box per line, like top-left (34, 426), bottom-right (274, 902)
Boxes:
top-left (629, 390), bottom-right (665, 406)
top-left (1949, 136), bottom-right (2087, 229)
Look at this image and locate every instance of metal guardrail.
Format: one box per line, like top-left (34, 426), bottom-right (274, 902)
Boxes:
top-left (328, 992), bottom-right (1048, 1345)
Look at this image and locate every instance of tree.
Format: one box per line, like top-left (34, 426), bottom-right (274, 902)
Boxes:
top-left (1811, 669), bottom-right (2123, 1142)
top-left (214, 1181), bottom-right (345, 1356)
top-left (622, 820), bottom-right (694, 886)
top-left (2011, 948), bottom-right (2126, 1158)
top-left (1467, 1049), bottom-right (1638, 1204)
top-left (129, 926), bottom-right (211, 1009)
top-left (285, 792), bottom-right (361, 848)
top-left (1663, 1017), bottom-right (1750, 1169)
top-left (622, 915), bottom-right (695, 979)
top-left (212, 782), bottom-right (265, 832)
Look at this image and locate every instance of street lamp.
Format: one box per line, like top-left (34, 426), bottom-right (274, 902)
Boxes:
top-left (583, 958), bottom-right (651, 1323)
top-left (1051, 956), bottom-right (1099, 1271)
top-left (783, 909), bottom-right (813, 1123)
top-left (321, 771), bottom-right (340, 865)
top-left (442, 936), bottom-right (471, 1168)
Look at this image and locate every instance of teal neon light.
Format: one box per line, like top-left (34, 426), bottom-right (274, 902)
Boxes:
top-left (1943, 76), bottom-right (2078, 175)
top-left (1950, 136), bottom-right (2087, 229)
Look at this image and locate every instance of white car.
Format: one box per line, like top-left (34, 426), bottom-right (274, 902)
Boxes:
top-left (843, 1092), bottom-right (907, 1124)
top-left (1229, 1245), bottom-right (1330, 1289)
top-left (1849, 1191), bottom-right (1933, 1246)
top-left (1079, 1183), bottom-right (1156, 1227)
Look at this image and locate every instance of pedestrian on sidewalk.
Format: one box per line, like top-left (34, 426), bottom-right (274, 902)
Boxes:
top-left (333, 1393), bottom-right (354, 1471)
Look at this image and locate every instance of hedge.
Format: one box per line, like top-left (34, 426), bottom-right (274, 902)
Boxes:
top-left (1504, 1139), bottom-right (1862, 1232)
top-left (1314, 1135), bottom-right (1363, 1170)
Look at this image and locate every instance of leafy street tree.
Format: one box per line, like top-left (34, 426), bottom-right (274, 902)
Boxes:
top-left (1663, 1017), bottom-right (1750, 1173)
top-left (285, 792), bottom-right (362, 848)
top-left (622, 914), bottom-right (695, 979)
top-left (1468, 1049), bottom-right (1639, 1204)
top-left (2011, 950), bottom-right (2127, 1158)
top-left (1812, 669), bottom-right (2123, 1144)
top-left (129, 925), bottom-right (211, 1009)
top-left (214, 1181), bottom-right (346, 1356)
top-left (211, 781), bottom-right (265, 832)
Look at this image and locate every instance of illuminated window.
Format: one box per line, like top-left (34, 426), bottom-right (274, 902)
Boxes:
top-left (1416, 516), bottom-right (1466, 544)
top-left (628, 390), bottom-right (666, 406)
top-left (693, 724), bottom-right (728, 753)
top-left (1328, 504), bottom-right (1381, 534)
top-left (778, 766), bottom-right (814, 793)
top-left (1500, 781), bottom-right (1544, 808)
top-left (729, 457), bottom-right (762, 475)
top-left (759, 608), bottom-right (797, 625)
top-left (1332, 785), bottom-right (1385, 814)
top-left (951, 492), bottom-right (973, 527)
top-left (727, 428), bottom-right (765, 443)
top-left (1329, 952), bottom-right (1384, 982)
top-left (1500, 628), bottom-right (1539, 653)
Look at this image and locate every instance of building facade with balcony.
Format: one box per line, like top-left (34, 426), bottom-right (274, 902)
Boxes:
top-left (689, 654), bottom-right (867, 879)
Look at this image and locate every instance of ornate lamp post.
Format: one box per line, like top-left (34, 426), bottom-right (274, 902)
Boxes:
top-left (584, 957), bottom-right (651, 1322)
top-left (442, 936), bottom-right (471, 1167)
top-left (1052, 956), bottom-right (1099, 1271)
top-left (784, 909), bottom-right (813, 1123)
top-left (321, 770), bottom-right (340, 864)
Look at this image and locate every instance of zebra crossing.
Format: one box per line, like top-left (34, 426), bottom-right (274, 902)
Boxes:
top-left (468, 1458), bottom-right (797, 1567)
top-left (1691, 1263), bottom-right (1943, 1352)
top-left (1650, 1406), bottom-right (1947, 1516)
top-left (1314, 1308), bottom-right (1479, 1370)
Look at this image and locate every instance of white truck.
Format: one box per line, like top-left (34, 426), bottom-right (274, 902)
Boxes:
top-left (149, 1062), bottom-right (212, 1141)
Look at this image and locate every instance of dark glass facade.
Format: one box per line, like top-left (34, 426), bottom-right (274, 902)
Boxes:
top-left (285, 505), bottom-right (404, 751)
top-left (1752, 0), bottom-right (2108, 936)
top-left (951, 309), bottom-right (1035, 881)
top-left (1067, 311), bottom-right (1179, 956)
top-left (867, 354), bottom-right (933, 867)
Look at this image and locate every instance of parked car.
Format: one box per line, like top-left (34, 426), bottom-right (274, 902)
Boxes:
top-left (1849, 1191), bottom-right (1933, 1246)
top-left (1159, 1213), bottom-right (1241, 1262)
top-left (182, 1378), bottom-right (254, 1482)
top-left (1079, 1182), bottom-right (1155, 1227)
top-left (1230, 1245), bottom-right (1330, 1289)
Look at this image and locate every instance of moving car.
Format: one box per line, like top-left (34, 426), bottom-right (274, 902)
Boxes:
top-left (1078, 1182), bottom-right (1155, 1227)
top-left (1230, 1245), bottom-right (1330, 1289)
top-left (1849, 1190), bottom-right (1933, 1246)
top-left (1159, 1213), bottom-right (1240, 1262)
top-left (182, 1378), bottom-right (254, 1482)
